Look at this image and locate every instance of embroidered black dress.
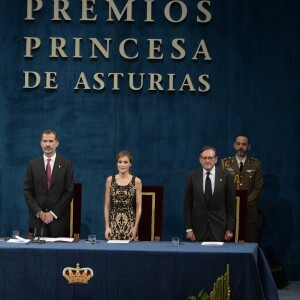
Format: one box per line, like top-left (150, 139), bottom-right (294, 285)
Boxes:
top-left (109, 175), bottom-right (138, 240)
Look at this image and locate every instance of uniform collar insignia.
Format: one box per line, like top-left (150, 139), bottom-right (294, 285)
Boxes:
top-left (226, 167), bottom-right (234, 172)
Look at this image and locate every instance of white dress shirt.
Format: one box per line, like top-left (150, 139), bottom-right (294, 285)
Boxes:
top-left (235, 156), bottom-right (246, 167)
top-left (41, 153), bottom-right (58, 219)
top-left (43, 153), bottom-right (56, 172)
top-left (203, 166), bottom-right (215, 194)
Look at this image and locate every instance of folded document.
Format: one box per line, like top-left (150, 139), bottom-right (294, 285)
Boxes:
top-left (107, 240), bottom-right (130, 244)
top-left (38, 237), bottom-right (74, 242)
top-left (201, 241), bottom-right (224, 246)
top-left (7, 236), bottom-right (30, 243)
top-left (7, 236), bottom-right (74, 243)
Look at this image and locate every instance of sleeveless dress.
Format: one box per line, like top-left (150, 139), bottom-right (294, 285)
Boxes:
top-left (109, 175), bottom-right (138, 240)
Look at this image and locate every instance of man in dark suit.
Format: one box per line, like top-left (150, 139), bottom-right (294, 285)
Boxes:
top-left (221, 134), bottom-right (263, 242)
top-left (24, 129), bottom-right (74, 238)
top-left (184, 146), bottom-right (236, 242)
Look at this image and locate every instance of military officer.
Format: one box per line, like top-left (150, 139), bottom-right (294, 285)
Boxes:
top-left (221, 134), bottom-right (263, 242)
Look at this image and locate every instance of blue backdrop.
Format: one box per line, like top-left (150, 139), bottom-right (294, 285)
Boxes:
top-left (1, 1), bottom-right (299, 280)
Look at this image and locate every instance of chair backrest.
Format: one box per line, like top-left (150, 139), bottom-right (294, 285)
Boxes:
top-left (69, 182), bottom-right (82, 239)
top-left (138, 186), bottom-right (164, 241)
top-left (235, 189), bottom-right (248, 243)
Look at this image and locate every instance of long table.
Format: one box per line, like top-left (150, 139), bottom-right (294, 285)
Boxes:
top-left (0, 240), bottom-right (278, 300)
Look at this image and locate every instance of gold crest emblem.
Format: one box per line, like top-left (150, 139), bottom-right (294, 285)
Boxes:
top-left (62, 263), bottom-right (94, 284)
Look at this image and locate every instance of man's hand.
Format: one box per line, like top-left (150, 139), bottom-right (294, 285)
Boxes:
top-left (224, 229), bottom-right (234, 241)
top-left (40, 211), bottom-right (54, 224)
top-left (186, 230), bottom-right (196, 241)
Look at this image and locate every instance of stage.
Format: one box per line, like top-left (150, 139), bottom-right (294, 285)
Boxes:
top-left (0, 240), bottom-right (278, 300)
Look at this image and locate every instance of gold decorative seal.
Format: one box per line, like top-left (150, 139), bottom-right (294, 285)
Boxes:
top-left (62, 263), bottom-right (94, 284)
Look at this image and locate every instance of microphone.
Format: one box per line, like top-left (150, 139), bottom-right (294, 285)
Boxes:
top-left (40, 210), bottom-right (47, 238)
top-left (31, 211), bottom-right (46, 244)
top-left (32, 215), bottom-right (39, 240)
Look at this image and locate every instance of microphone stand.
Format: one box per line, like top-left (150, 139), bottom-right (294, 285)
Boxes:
top-left (31, 211), bottom-right (46, 244)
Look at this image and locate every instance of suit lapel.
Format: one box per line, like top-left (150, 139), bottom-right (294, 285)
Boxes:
top-left (199, 169), bottom-right (204, 195)
top-left (49, 155), bottom-right (61, 188)
top-left (193, 169), bottom-right (204, 205)
top-left (214, 167), bottom-right (221, 197)
top-left (240, 156), bottom-right (250, 175)
top-left (232, 158), bottom-right (240, 174)
top-left (38, 157), bottom-right (48, 188)
top-left (197, 169), bottom-right (204, 195)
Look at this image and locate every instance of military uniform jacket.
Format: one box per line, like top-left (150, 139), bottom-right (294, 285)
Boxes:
top-left (221, 156), bottom-right (263, 223)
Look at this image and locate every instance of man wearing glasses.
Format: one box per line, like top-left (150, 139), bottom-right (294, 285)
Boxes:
top-left (184, 146), bottom-right (236, 242)
top-left (221, 134), bottom-right (263, 242)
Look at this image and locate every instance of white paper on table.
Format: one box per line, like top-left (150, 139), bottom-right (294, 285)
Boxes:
top-left (7, 236), bottom-right (31, 243)
top-left (38, 237), bottom-right (74, 242)
top-left (107, 240), bottom-right (130, 244)
top-left (201, 241), bottom-right (224, 246)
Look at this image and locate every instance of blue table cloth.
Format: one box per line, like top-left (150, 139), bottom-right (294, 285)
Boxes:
top-left (0, 240), bottom-right (278, 300)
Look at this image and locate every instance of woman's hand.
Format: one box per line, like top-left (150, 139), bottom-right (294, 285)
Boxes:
top-left (129, 227), bottom-right (137, 240)
top-left (105, 227), bottom-right (112, 240)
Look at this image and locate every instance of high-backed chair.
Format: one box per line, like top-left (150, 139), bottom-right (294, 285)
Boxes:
top-left (234, 189), bottom-right (248, 243)
top-left (69, 182), bottom-right (82, 239)
top-left (235, 191), bottom-right (266, 244)
top-left (138, 186), bottom-right (164, 241)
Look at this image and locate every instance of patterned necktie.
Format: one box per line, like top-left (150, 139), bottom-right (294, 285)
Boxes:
top-left (239, 161), bottom-right (244, 173)
top-left (205, 171), bottom-right (212, 204)
top-left (46, 159), bottom-right (52, 188)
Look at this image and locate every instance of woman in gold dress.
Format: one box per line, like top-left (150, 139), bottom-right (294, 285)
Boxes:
top-left (104, 150), bottom-right (142, 240)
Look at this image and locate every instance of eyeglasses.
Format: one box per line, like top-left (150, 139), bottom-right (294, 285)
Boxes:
top-left (201, 156), bottom-right (215, 161)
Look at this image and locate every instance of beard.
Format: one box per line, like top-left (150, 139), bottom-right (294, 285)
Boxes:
top-left (237, 149), bottom-right (247, 157)
top-left (44, 147), bottom-right (53, 154)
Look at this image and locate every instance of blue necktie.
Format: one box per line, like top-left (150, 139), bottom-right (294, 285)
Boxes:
top-left (205, 171), bottom-right (212, 204)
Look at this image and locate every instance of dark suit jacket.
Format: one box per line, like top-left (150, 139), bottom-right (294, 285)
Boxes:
top-left (184, 167), bottom-right (236, 241)
top-left (24, 155), bottom-right (74, 237)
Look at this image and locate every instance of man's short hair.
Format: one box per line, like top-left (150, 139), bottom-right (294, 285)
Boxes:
top-left (199, 146), bottom-right (217, 157)
top-left (41, 129), bottom-right (58, 141)
top-left (235, 134), bottom-right (250, 144)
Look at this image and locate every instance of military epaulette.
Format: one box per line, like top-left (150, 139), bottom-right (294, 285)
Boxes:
top-left (222, 157), bottom-right (232, 160)
top-left (250, 157), bottom-right (258, 161)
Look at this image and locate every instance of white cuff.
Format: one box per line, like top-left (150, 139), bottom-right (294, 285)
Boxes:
top-left (50, 211), bottom-right (58, 219)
